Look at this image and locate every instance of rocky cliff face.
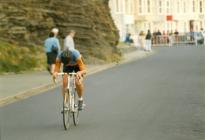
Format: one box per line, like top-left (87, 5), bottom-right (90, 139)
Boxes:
top-left (0, 0), bottom-right (120, 63)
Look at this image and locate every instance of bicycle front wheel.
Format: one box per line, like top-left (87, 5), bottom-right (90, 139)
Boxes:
top-left (63, 92), bottom-right (71, 130)
top-left (73, 90), bottom-right (79, 126)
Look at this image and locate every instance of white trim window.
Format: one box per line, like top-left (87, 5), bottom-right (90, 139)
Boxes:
top-left (147, 0), bottom-right (151, 13)
top-left (184, 22), bottom-right (187, 33)
top-left (158, 0), bottom-right (163, 14)
top-left (200, 21), bottom-right (203, 29)
top-left (193, 0), bottom-right (195, 13)
top-left (204, 0), bottom-right (205, 13)
top-left (166, 0), bottom-right (171, 14)
top-left (183, 1), bottom-right (186, 13)
top-left (125, 0), bottom-right (129, 14)
top-left (124, 0), bottom-right (133, 15)
top-left (115, 0), bottom-right (120, 13)
top-left (130, 0), bottom-right (134, 14)
top-left (177, 0), bottom-right (180, 13)
top-left (199, 0), bottom-right (203, 13)
top-left (139, 0), bottom-right (143, 14)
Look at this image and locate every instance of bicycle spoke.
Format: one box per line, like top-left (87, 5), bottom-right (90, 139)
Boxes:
top-left (58, 72), bottom-right (80, 130)
top-left (63, 92), bottom-right (71, 130)
top-left (73, 90), bottom-right (79, 126)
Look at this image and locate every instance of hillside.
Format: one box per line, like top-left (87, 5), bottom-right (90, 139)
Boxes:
top-left (0, 39), bottom-right (45, 73)
top-left (0, 0), bottom-right (121, 73)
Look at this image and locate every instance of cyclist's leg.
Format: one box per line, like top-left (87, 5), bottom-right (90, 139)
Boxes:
top-left (62, 74), bottom-right (69, 101)
top-left (75, 78), bottom-right (84, 110)
top-left (75, 77), bottom-right (84, 99)
top-left (73, 66), bottom-right (84, 99)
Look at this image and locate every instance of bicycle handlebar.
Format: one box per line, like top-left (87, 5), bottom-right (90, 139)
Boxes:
top-left (57, 72), bottom-right (76, 76)
top-left (53, 72), bottom-right (77, 84)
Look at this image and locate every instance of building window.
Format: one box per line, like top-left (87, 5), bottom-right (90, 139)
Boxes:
top-left (193, 0), bottom-right (195, 13)
top-left (130, 0), bottom-right (134, 14)
top-left (116, 0), bottom-right (119, 12)
top-left (166, 0), bottom-right (170, 14)
top-left (204, 0), bottom-right (205, 13)
top-left (139, 0), bottom-right (142, 13)
top-left (200, 1), bottom-right (203, 13)
top-left (200, 21), bottom-right (203, 28)
top-left (183, 1), bottom-right (186, 13)
top-left (177, 0), bottom-right (180, 13)
top-left (125, 0), bottom-right (129, 14)
top-left (159, 0), bottom-right (162, 13)
top-left (147, 0), bottom-right (151, 13)
top-left (184, 22), bottom-right (187, 32)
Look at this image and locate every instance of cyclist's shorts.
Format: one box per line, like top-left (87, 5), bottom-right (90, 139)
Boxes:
top-left (63, 65), bottom-right (80, 73)
top-left (46, 52), bottom-right (57, 65)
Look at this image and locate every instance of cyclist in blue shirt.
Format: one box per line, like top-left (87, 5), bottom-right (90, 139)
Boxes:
top-left (53, 48), bottom-right (86, 110)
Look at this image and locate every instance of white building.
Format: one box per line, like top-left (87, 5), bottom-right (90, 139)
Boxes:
top-left (109, 0), bottom-right (135, 41)
top-left (109, 0), bottom-right (205, 39)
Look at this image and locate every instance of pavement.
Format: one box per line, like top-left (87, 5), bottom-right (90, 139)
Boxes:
top-left (0, 47), bottom-right (154, 107)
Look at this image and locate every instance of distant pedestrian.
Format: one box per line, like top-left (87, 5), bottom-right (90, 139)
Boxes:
top-left (44, 28), bottom-right (61, 74)
top-left (138, 31), bottom-right (145, 50)
top-left (156, 30), bottom-right (162, 44)
top-left (168, 31), bottom-right (173, 47)
top-left (132, 34), bottom-right (139, 49)
top-left (174, 29), bottom-right (179, 43)
top-left (124, 33), bottom-right (133, 45)
top-left (145, 30), bottom-right (152, 51)
top-left (152, 31), bottom-right (157, 44)
top-left (200, 28), bottom-right (205, 45)
top-left (162, 30), bottom-right (168, 44)
top-left (64, 30), bottom-right (76, 51)
top-left (190, 29), bottom-right (195, 42)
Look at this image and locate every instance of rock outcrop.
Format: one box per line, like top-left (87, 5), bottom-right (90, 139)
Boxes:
top-left (0, 0), bottom-right (120, 63)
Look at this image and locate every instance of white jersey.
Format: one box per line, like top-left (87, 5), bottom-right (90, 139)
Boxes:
top-left (202, 31), bottom-right (205, 38)
top-left (64, 35), bottom-right (75, 50)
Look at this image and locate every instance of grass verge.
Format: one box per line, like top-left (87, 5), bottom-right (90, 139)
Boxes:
top-left (0, 39), bottom-right (46, 74)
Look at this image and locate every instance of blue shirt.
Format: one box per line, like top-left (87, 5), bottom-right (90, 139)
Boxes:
top-left (44, 37), bottom-right (61, 55)
top-left (58, 49), bottom-right (81, 65)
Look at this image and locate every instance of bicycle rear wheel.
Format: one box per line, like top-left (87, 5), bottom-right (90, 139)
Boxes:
top-left (72, 90), bottom-right (79, 126)
top-left (63, 92), bottom-right (71, 130)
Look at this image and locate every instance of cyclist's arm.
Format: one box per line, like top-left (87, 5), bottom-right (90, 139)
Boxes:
top-left (52, 58), bottom-right (61, 80)
top-left (54, 58), bottom-right (61, 73)
top-left (76, 56), bottom-right (86, 76)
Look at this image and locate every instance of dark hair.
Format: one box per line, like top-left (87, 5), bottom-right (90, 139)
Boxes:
top-left (49, 32), bottom-right (55, 37)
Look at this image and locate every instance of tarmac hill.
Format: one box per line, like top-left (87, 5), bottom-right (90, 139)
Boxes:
top-left (0, 0), bottom-right (120, 63)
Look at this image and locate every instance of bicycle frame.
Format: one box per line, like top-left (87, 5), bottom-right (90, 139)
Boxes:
top-left (57, 72), bottom-right (77, 112)
top-left (56, 72), bottom-right (79, 130)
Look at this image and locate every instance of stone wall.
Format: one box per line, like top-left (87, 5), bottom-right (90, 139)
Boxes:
top-left (0, 0), bottom-right (120, 63)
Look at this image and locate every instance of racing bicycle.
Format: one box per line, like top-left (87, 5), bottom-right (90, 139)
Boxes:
top-left (56, 72), bottom-right (79, 130)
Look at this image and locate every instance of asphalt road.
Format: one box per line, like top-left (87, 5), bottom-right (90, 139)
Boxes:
top-left (1, 46), bottom-right (205, 140)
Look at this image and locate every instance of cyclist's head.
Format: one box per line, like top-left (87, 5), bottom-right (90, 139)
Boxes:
top-left (62, 48), bottom-right (72, 58)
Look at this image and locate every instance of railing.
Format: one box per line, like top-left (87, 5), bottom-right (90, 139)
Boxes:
top-left (152, 34), bottom-right (200, 47)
